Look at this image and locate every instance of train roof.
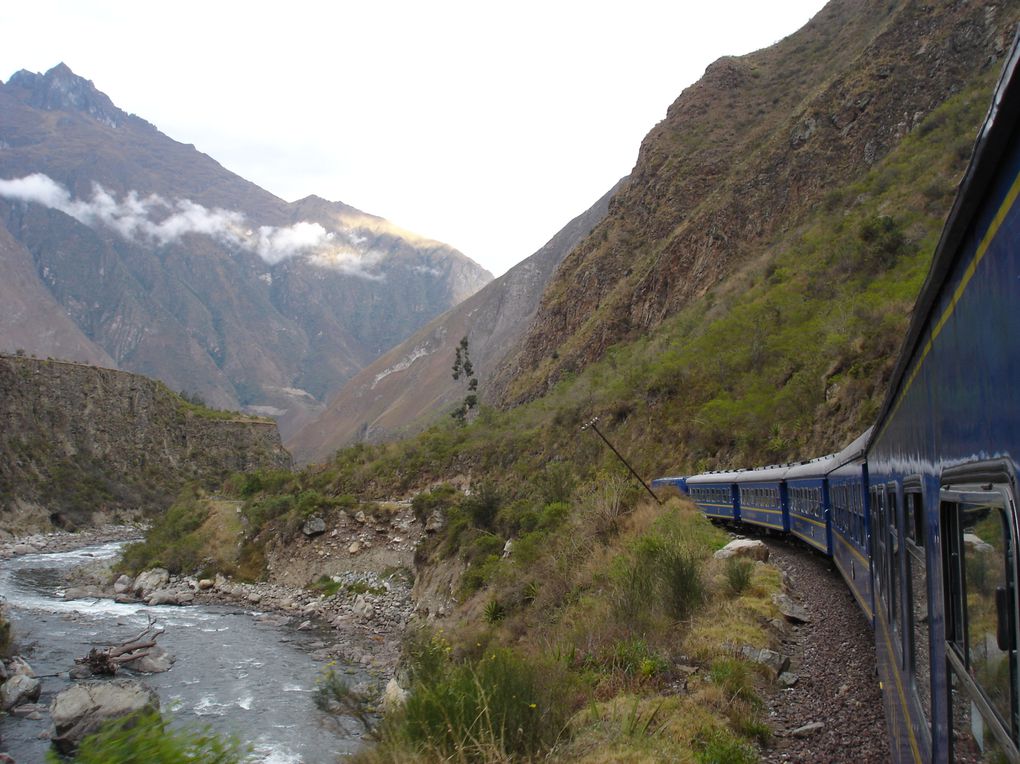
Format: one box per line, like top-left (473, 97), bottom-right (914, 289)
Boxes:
top-left (785, 428), bottom-right (872, 480)
top-left (874, 33), bottom-right (1020, 433)
top-left (686, 463), bottom-right (792, 485)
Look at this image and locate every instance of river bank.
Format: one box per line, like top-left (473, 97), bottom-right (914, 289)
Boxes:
top-left (0, 524), bottom-right (420, 762)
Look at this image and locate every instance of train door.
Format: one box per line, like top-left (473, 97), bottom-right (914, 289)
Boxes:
top-left (941, 482), bottom-right (1020, 762)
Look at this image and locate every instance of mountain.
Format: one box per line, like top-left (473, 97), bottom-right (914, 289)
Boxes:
top-left (491, 0), bottom-right (1017, 404)
top-left (0, 64), bottom-right (492, 437)
top-left (287, 181), bottom-right (624, 463)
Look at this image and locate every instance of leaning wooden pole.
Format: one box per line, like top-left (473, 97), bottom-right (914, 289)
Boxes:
top-left (581, 416), bottom-right (662, 505)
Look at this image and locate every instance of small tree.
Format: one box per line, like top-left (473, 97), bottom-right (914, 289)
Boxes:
top-left (451, 336), bottom-right (479, 422)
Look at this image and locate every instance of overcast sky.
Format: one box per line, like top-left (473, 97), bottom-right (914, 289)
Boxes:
top-left (1, 1), bottom-right (826, 276)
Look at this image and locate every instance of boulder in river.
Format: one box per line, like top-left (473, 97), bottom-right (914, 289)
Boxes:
top-left (1, 673), bottom-right (41, 710)
top-left (119, 645), bottom-right (175, 674)
top-left (146, 589), bottom-right (184, 606)
top-left (50, 679), bottom-right (160, 754)
top-left (112, 574), bottom-right (133, 594)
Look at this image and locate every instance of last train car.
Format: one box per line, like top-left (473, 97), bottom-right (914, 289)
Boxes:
top-left (864, 37), bottom-right (1020, 764)
top-left (684, 471), bottom-right (740, 521)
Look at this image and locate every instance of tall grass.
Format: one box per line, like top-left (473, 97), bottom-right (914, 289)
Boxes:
top-left (358, 632), bottom-right (574, 762)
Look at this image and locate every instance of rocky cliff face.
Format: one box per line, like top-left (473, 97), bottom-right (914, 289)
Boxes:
top-left (0, 354), bottom-right (291, 534)
top-left (286, 181), bottom-right (624, 463)
top-left (492, 0), bottom-right (1019, 403)
top-left (0, 64), bottom-right (492, 438)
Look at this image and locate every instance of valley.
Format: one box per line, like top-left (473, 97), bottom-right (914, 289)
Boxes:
top-left (3, 0), bottom-right (1020, 761)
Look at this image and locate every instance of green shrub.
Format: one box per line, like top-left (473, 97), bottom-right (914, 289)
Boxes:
top-left (609, 639), bottom-right (667, 678)
top-left (709, 659), bottom-right (759, 705)
top-left (695, 729), bottom-right (757, 764)
top-left (461, 482), bottom-right (502, 530)
top-left (119, 486), bottom-right (210, 575)
top-left (47, 710), bottom-right (252, 763)
top-left (615, 529), bottom-right (704, 625)
top-left (378, 634), bottom-right (573, 760)
top-left (724, 558), bottom-right (754, 597)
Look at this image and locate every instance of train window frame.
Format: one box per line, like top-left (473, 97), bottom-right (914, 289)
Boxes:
top-left (886, 481), bottom-right (901, 652)
top-left (940, 468), bottom-right (1020, 761)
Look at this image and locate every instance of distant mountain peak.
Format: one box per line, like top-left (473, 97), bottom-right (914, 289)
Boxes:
top-left (5, 63), bottom-right (127, 128)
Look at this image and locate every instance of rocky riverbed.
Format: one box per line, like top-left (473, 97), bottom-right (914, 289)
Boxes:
top-left (0, 521), bottom-right (422, 762)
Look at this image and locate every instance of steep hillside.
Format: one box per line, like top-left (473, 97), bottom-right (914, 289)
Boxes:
top-left (494, 0), bottom-right (1016, 404)
top-left (0, 354), bottom-right (291, 535)
top-left (0, 65), bottom-right (492, 437)
top-left (287, 181), bottom-right (624, 463)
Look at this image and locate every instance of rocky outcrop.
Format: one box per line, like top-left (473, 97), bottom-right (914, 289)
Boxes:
top-left (49, 679), bottom-right (160, 754)
top-left (493, 0), bottom-right (1020, 403)
top-left (0, 355), bottom-right (291, 533)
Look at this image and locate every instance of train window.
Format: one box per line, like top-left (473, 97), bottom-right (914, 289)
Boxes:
top-left (886, 484), bottom-right (900, 643)
top-left (904, 490), bottom-right (931, 736)
top-left (942, 488), bottom-right (1019, 761)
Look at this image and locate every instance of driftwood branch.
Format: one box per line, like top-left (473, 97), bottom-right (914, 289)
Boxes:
top-left (74, 616), bottom-right (165, 676)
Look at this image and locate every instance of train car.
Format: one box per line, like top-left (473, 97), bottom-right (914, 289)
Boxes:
top-left (785, 455), bottom-right (837, 556)
top-left (684, 471), bottom-right (740, 522)
top-left (861, 36), bottom-right (1020, 764)
top-left (731, 465), bottom-right (791, 532)
top-left (827, 430), bottom-right (875, 626)
top-left (650, 475), bottom-right (688, 495)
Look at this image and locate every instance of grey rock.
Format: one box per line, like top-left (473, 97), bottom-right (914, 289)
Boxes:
top-left (50, 679), bottom-right (160, 754)
top-left (757, 648), bottom-right (790, 677)
top-left (352, 594), bottom-right (374, 620)
top-left (120, 646), bottom-right (175, 674)
top-left (303, 517), bottom-right (326, 537)
top-left (1, 674), bottom-right (42, 710)
top-left (714, 538), bottom-right (769, 561)
top-left (9, 657), bottom-right (34, 677)
top-left (424, 510), bottom-right (445, 534)
top-left (11, 544), bottom-right (40, 556)
top-left (145, 589), bottom-right (182, 606)
top-left (112, 574), bottom-right (133, 594)
top-left (198, 578), bottom-right (215, 590)
top-left (63, 587), bottom-right (100, 600)
top-left (778, 671), bottom-right (799, 687)
top-left (132, 568), bottom-right (169, 597)
top-left (791, 721), bottom-right (824, 738)
top-left (773, 593), bottom-right (812, 623)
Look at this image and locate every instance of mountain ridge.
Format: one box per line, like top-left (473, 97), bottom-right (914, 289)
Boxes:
top-left (0, 63), bottom-right (492, 437)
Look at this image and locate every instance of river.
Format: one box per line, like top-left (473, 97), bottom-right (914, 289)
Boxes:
top-left (0, 541), bottom-right (367, 762)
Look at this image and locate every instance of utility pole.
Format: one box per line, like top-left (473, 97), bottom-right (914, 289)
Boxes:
top-left (580, 416), bottom-right (662, 505)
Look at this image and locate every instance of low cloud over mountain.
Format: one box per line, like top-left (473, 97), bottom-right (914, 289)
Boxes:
top-left (0, 173), bottom-right (385, 278)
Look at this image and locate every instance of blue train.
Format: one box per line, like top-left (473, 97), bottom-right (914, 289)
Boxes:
top-left (653, 35), bottom-right (1020, 764)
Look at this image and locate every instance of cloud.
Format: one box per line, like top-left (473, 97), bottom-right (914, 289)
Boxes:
top-left (256, 221), bottom-right (331, 264)
top-left (0, 173), bottom-right (383, 277)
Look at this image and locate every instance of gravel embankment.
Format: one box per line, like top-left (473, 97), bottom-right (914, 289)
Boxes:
top-left (760, 536), bottom-right (889, 763)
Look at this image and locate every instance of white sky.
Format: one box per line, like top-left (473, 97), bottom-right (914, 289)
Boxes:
top-left (0, 1), bottom-right (826, 276)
